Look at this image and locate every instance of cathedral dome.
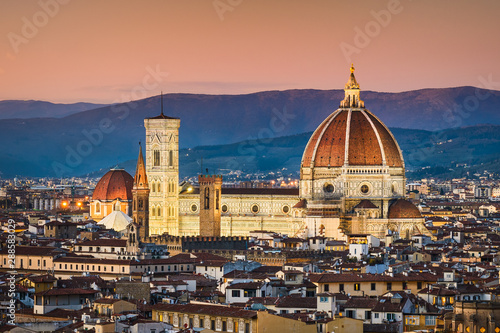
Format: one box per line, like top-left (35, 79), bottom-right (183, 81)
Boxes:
top-left (388, 199), bottom-right (422, 219)
top-left (93, 168), bottom-right (134, 201)
top-left (301, 109), bottom-right (403, 168)
top-left (301, 65), bottom-right (403, 169)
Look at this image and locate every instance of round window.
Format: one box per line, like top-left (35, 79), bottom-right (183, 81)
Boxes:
top-left (190, 204), bottom-right (198, 212)
top-left (323, 183), bottom-right (335, 193)
top-left (221, 204), bottom-right (228, 213)
top-left (360, 184), bottom-right (370, 194)
top-left (282, 205), bottom-right (290, 214)
top-left (251, 204), bottom-right (259, 214)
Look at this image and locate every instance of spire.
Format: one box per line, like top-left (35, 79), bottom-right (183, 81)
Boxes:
top-left (160, 91), bottom-right (164, 116)
top-left (340, 64), bottom-right (365, 108)
top-left (133, 143), bottom-right (148, 188)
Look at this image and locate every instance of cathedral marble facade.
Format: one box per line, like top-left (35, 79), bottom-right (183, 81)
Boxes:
top-left (91, 66), bottom-right (429, 240)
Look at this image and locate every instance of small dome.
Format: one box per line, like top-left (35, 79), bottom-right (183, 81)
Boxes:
top-left (388, 199), bottom-right (422, 219)
top-left (92, 169), bottom-right (134, 201)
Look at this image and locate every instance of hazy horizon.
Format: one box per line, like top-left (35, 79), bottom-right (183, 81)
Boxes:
top-left (2, 84), bottom-right (499, 105)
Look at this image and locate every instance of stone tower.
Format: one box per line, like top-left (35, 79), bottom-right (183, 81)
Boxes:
top-left (144, 95), bottom-right (181, 236)
top-left (126, 222), bottom-right (140, 254)
top-left (198, 174), bottom-right (223, 237)
top-left (132, 144), bottom-right (150, 240)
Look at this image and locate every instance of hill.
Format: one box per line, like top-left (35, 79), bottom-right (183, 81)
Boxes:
top-left (92, 125), bottom-right (500, 181)
top-left (0, 100), bottom-right (108, 119)
top-left (1, 87), bottom-right (500, 178)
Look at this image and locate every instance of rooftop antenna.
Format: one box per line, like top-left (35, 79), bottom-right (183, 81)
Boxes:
top-left (160, 91), bottom-right (164, 116)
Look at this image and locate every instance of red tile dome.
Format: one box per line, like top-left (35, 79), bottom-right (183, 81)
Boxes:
top-left (301, 109), bottom-right (403, 168)
top-left (388, 199), bottom-right (422, 219)
top-left (301, 66), bottom-right (403, 169)
top-left (92, 169), bottom-right (134, 201)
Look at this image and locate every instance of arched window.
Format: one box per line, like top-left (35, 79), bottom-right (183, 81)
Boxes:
top-left (216, 189), bottom-right (220, 210)
top-left (169, 150), bottom-right (173, 167)
top-left (204, 187), bottom-right (210, 209)
top-left (133, 199), bottom-right (136, 211)
top-left (95, 201), bottom-right (101, 213)
top-left (157, 181), bottom-right (161, 193)
top-left (153, 150), bottom-right (161, 166)
top-left (138, 199), bottom-right (143, 210)
top-left (157, 207), bottom-right (161, 217)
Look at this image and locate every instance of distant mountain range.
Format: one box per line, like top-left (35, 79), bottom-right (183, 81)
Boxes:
top-left (1, 86), bottom-right (500, 178)
top-left (0, 100), bottom-right (108, 119)
top-left (96, 125), bottom-right (500, 181)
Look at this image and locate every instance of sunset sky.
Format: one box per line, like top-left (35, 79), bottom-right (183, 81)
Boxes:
top-left (1, 0), bottom-right (499, 103)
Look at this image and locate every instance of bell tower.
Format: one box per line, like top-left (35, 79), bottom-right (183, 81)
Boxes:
top-left (132, 143), bottom-right (150, 240)
top-left (144, 93), bottom-right (181, 236)
top-left (198, 174), bottom-right (223, 237)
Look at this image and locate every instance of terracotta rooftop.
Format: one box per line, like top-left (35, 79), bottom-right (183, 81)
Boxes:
top-left (275, 295), bottom-right (317, 309)
top-left (388, 199), bottom-right (422, 219)
top-left (0, 246), bottom-right (65, 257)
top-left (293, 199), bottom-right (307, 209)
top-left (354, 199), bottom-right (378, 209)
top-left (94, 298), bottom-right (126, 304)
top-left (35, 288), bottom-right (98, 296)
top-left (76, 239), bottom-right (127, 247)
top-left (152, 303), bottom-right (257, 319)
top-left (345, 296), bottom-right (379, 309)
top-left (309, 272), bottom-right (438, 283)
top-left (26, 274), bottom-right (57, 283)
top-left (226, 282), bottom-right (264, 290)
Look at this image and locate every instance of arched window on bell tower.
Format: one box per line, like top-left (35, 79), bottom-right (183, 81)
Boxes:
top-left (204, 187), bottom-right (210, 209)
top-left (153, 150), bottom-right (161, 166)
top-left (216, 189), bottom-right (220, 210)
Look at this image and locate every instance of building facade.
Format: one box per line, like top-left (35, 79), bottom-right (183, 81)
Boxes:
top-left (144, 102), bottom-right (181, 236)
top-left (91, 66), bottom-right (428, 240)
